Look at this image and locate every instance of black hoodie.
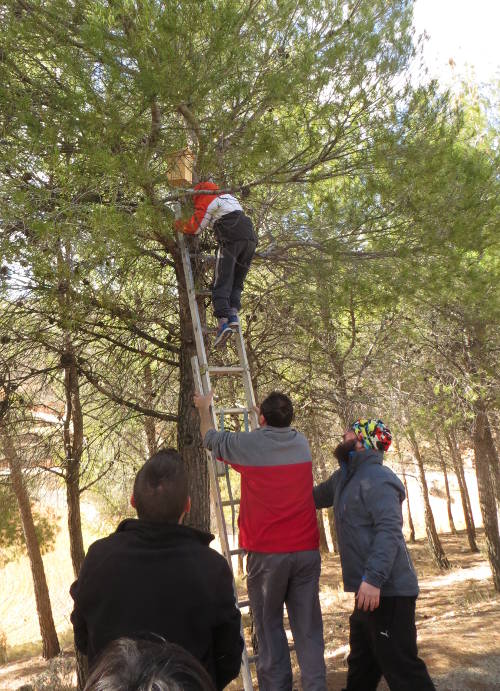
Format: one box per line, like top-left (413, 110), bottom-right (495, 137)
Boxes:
top-left (70, 519), bottom-right (243, 689)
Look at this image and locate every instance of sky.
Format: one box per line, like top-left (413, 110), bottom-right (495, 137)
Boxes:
top-left (412, 0), bottom-right (500, 88)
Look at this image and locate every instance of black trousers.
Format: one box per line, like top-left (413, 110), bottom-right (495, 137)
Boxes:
top-left (212, 238), bottom-right (256, 318)
top-left (344, 597), bottom-right (435, 691)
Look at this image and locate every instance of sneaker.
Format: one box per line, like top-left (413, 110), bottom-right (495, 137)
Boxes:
top-left (214, 322), bottom-right (233, 347)
top-left (228, 315), bottom-right (239, 331)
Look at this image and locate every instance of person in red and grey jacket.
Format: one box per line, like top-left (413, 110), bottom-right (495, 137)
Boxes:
top-left (175, 182), bottom-right (257, 347)
top-left (194, 390), bottom-right (326, 691)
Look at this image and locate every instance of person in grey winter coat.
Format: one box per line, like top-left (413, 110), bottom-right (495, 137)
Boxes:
top-left (314, 419), bottom-right (435, 691)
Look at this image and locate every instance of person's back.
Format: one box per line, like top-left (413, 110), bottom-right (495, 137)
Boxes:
top-left (208, 423), bottom-right (318, 553)
top-left (70, 448), bottom-right (243, 690)
top-left (196, 391), bottom-right (326, 691)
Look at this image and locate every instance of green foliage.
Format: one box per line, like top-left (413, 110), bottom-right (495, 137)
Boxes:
top-left (0, 483), bottom-right (59, 567)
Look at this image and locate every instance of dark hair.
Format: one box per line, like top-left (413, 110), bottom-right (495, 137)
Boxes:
top-left (260, 392), bottom-right (294, 428)
top-left (84, 637), bottom-right (216, 691)
top-left (133, 448), bottom-right (188, 524)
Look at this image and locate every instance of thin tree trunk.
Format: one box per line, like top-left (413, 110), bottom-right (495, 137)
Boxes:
top-left (56, 246), bottom-right (86, 578)
top-left (402, 468), bottom-right (416, 543)
top-left (394, 439), bottom-right (415, 543)
top-left (446, 429), bottom-right (479, 552)
top-left (317, 513), bottom-right (329, 553)
top-left (407, 428), bottom-right (450, 569)
top-left (62, 347), bottom-right (86, 577)
top-left (143, 363), bottom-right (157, 457)
top-left (327, 508), bottom-right (338, 553)
top-left (1, 425), bottom-right (60, 659)
top-left (484, 414), bottom-right (500, 506)
top-left (472, 403), bottom-right (500, 591)
top-left (174, 240), bottom-right (210, 531)
top-left (435, 436), bottom-right (457, 535)
top-left (312, 432), bottom-right (336, 551)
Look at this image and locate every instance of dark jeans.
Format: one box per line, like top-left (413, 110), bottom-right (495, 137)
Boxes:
top-left (344, 596), bottom-right (435, 691)
top-left (247, 551), bottom-right (326, 691)
top-left (212, 238), bottom-right (256, 318)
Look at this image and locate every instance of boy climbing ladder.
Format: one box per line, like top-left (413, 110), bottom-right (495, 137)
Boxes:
top-left (175, 182), bottom-right (257, 347)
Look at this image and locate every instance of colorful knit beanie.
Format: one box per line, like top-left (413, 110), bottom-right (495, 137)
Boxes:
top-left (350, 419), bottom-right (392, 452)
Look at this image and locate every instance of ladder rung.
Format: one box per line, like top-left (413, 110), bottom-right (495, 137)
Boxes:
top-left (222, 499), bottom-right (240, 507)
top-left (238, 598), bottom-right (250, 608)
top-left (230, 548), bottom-right (245, 556)
top-left (208, 366), bottom-right (244, 375)
top-left (215, 407), bottom-right (249, 415)
top-left (196, 290), bottom-right (212, 297)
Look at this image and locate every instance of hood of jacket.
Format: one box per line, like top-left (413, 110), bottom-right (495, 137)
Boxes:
top-left (115, 518), bottom-right (214, 547)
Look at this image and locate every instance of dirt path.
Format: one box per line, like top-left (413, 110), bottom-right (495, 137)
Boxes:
top-left (1, 531), bottom-right (499, 690)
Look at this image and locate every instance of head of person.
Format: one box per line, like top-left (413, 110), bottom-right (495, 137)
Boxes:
top-left (258, 391), bottom-right (294, 428)
top-left (335, 419), bottom-right (392, 463)
top-left (131, 448), bottom-right (190, 524)
top-left (84, 637), bottom-right (216, 691)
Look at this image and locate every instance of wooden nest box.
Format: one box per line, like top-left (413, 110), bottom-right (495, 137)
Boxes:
top-left (166, 148), bottom-right (194, 187)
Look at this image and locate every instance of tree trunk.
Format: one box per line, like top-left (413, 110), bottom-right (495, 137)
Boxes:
top-left (63, 348), bottom-right (86, 577)
top-left (402, 468), bottom-right (416, 543)
top-left (174, 240), bottom-right (210, 531)
top-left (327, 508), bottom-right (339, 553)
top-left (56, 246), bottom-right (86, 577)
top-left (435, 436), bottom-right (457, 535)
top-left (311, 429), bottom-right (337, 551)
top-left (472, 403), bottom-right (500, 591)
top-left (394, 439), bottom-right (415, 543)
top-left (484, 413), bottom-right (500, 506)
top-left (143, 363), bottom-right (157, 457)
top-left (1, 425), bottom-right (60, 659)
top-left (317, 513), bottom-right (329, 553)
top-left (446, 429), bottom-right (479, 552)
top-left (407, 429), bottom-right (450, 569)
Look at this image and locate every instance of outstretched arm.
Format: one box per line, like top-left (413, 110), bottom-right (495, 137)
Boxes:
top-left (313, 469), bottom-right (341, 509)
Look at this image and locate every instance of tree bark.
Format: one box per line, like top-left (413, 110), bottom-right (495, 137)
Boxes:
top-left (394, 439), bottom-right (415, 543)
top-left (435, 436), bottom-right (457, 535)
top-left (1, 424), bottom-right (60, 659)
top-left (317, 513), bottom-right (329, 553)
top-left (62, 346), bottom-right (86, 577)
top-left (327, 508), bottom-right (339, 553)
top-left (446, 429), bottom-right (478, 552)
top-left (173, 239), bottom-right (210, 531)
top-left (143, 362), bottom-right (158, 457)
top-left (484, 413), bottom-right (500, 506)
top-left (407, 428), bottom-right (450, 569)
top-left (472, 402), bottom-right (500, 591)
top-left (402, 467), bottom-right (416, 543)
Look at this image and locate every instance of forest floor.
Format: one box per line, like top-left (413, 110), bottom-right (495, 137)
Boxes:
top-left (0, 530), bottom-right (499, 690)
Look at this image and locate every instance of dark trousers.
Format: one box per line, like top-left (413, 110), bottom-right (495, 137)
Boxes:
top-left (212, 238), bottom-right (256, 318)
top-left (247, 551), bottom-right (326, 691)
top-left (344, 596), bottom-right (435, 691)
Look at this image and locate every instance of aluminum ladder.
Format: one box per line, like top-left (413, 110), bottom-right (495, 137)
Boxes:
top-left (176, 213), bottom-right (258, 691)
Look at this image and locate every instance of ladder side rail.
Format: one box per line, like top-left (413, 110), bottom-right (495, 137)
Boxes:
top-left (176, 228), bottom-right (210, 371)
top-left (234, 329), bottom-right (259, 430)
top-left (191, 356), bottom-right (232, 560)
top-left (191, 356), bottom-right (254, 691)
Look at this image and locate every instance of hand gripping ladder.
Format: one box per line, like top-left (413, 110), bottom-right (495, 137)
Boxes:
top-left (176, 213), bottom-right (258, 691)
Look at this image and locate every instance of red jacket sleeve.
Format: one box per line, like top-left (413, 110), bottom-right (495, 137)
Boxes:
top-left (182, 193), bottom-right (214, 235)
